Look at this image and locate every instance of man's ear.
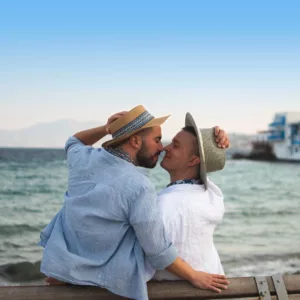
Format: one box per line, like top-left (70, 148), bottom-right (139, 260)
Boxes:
top-left (129, 134), bottom-right (142, 150)
top-left (187, 155), bottom-right (200, 167)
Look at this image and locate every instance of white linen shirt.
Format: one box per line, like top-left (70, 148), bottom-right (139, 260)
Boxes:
top-left (153, 180), bottom-right (225, 280)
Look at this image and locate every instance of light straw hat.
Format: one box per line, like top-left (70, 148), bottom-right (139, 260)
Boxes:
top-left (185, 112), bottom-right (226, 189)
top-left (102, 105), bottom-right (170, 147)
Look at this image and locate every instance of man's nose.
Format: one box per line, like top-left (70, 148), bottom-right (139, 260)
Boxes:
top-left (158, 142), bottom-right (164, 152)
top-left (162, 148), bottom-right (168, 155)
top-left (163, 144), bottom-right (170, 151)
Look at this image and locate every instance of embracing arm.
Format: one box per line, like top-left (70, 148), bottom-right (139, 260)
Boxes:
top-left (74, 125), bottom-right (108, 146)
top-left (73, 111), bottom-right (127, 146)
top-left (166, 257), bottom-right (228, 292)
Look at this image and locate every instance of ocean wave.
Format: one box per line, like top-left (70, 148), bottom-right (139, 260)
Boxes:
top-left (2, 242), bottom-right (23, 249)
top-left (0, 148), bottom-right (66, 164)
top-left (0, 190), bottom-right (29, 196)
top-left (0, 224), bottom-right (41, 235)
top-left (223, 252), bottom-right (300, 264)
top-left (225, 209), bottom-right (299, 218)
top-left (224, 253), bottom-right (300, 277)
top-left (13, 207), bottom-right (43, 213)
top-left (1, 187), bottom-right (61, 196)
top-left (0, 261), bottom-right (44, 282)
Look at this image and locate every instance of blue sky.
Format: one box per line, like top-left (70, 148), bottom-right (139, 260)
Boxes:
top-left (1, 1), bottom-right (299, 140)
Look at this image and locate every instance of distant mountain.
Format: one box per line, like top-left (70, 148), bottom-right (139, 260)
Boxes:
top-left (0, 120), bottom-right (256, 149)
top-left (0, 120), bottom-right (105, 148)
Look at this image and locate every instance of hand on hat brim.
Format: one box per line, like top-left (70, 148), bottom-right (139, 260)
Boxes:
top-left (106, 111), bottom-right (128, 134)
top-left (214, 126), bottom-right (230, 149)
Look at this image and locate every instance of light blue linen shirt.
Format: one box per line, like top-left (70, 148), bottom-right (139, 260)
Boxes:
top-left (39, 136), bottom-right (177, 300)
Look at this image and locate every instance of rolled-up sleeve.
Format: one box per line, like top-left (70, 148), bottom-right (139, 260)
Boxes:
top-left (65, 136), bottom-right (85, 155)
top-left (64, 136), bottom-right (93, 167)
top-left (129, 185), bottom-right (178, 270)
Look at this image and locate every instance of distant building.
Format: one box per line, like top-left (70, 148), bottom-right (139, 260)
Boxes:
top-left (233, 112), bottom-right (300, 162)
top-left (266, 112), bottom-right (300, 161)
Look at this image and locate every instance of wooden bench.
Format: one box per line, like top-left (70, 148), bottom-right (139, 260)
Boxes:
top-left (1, 274), bottom-right (299, 299)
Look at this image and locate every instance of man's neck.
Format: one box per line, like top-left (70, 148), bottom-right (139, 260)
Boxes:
top-left (169, 170), bottom-right (198, 183)
top-left (106, 146), bottom-right (136, 165)
top-left (119, 145), bottom-right (137, 165)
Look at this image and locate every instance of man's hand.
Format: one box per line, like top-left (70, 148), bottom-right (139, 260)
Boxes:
top-left (190, 271), bottom-right (229, 293)
top-left (166, 257), bottom-right (229, 293)
top-left (105, 111), bottom-right (127, 134)
top-left (214, 126), bottom-right (230, 149)
top-left (74, 110), bottom-right (128, 146)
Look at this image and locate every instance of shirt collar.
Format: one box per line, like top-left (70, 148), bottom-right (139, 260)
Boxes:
top-left (167, 178), bottom-right (203, 188)
top-left (104, 147), bottom-right (135, 165)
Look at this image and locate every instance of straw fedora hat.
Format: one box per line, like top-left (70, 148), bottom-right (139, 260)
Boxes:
top-left (102, 105), bottom-right (170, 147)
top-left (185, 112), bottom-right (226, 189)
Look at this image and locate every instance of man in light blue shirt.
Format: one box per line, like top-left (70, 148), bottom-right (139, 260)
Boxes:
top-left (39, 105), bottom-right (229, 299)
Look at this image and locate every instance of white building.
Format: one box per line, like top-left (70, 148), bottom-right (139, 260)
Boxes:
top-left (267, 112), bottom-right (300, 161)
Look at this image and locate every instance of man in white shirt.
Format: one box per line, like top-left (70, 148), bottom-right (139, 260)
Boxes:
top-left (154, 113), bottom-right (226, 280)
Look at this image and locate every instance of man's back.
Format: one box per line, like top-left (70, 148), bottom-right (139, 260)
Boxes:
top-left (153, 180), bottom-right (225, 281)
top-left (39, 137), bottom-right (177, 300)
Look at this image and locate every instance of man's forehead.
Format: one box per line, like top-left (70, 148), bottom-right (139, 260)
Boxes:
top-left (151, 126), bottom-right (162, 135)
top-left (173, 130), bottom-right (196, 142)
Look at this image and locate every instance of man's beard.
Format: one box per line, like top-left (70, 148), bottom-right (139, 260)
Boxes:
top-left (136, 141), bottom-right (160, 169)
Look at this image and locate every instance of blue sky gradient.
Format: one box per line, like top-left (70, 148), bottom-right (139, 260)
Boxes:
top-left (1, 1), bottom-right (299, 139)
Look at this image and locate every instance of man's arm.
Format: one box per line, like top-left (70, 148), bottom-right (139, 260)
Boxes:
top-left (73, 111), bottom-right (127, 146)
top-left (74, 125), bottom-right (108, 146)
top-left (166, 257), bottom-right (228, 293)
top-left (65, 111), bottom-right (127, 167)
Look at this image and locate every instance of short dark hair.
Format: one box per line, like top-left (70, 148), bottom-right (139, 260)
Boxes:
top-left (182, 126), bottom-right (197, 137)
top-left (182, 126), bottom-right (198, 156)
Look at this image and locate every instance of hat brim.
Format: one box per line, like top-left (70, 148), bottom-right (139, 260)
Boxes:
top-left (185, 113), bottom-right (208, 189)
top-left (102, 115), bottom-right (170, 147)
